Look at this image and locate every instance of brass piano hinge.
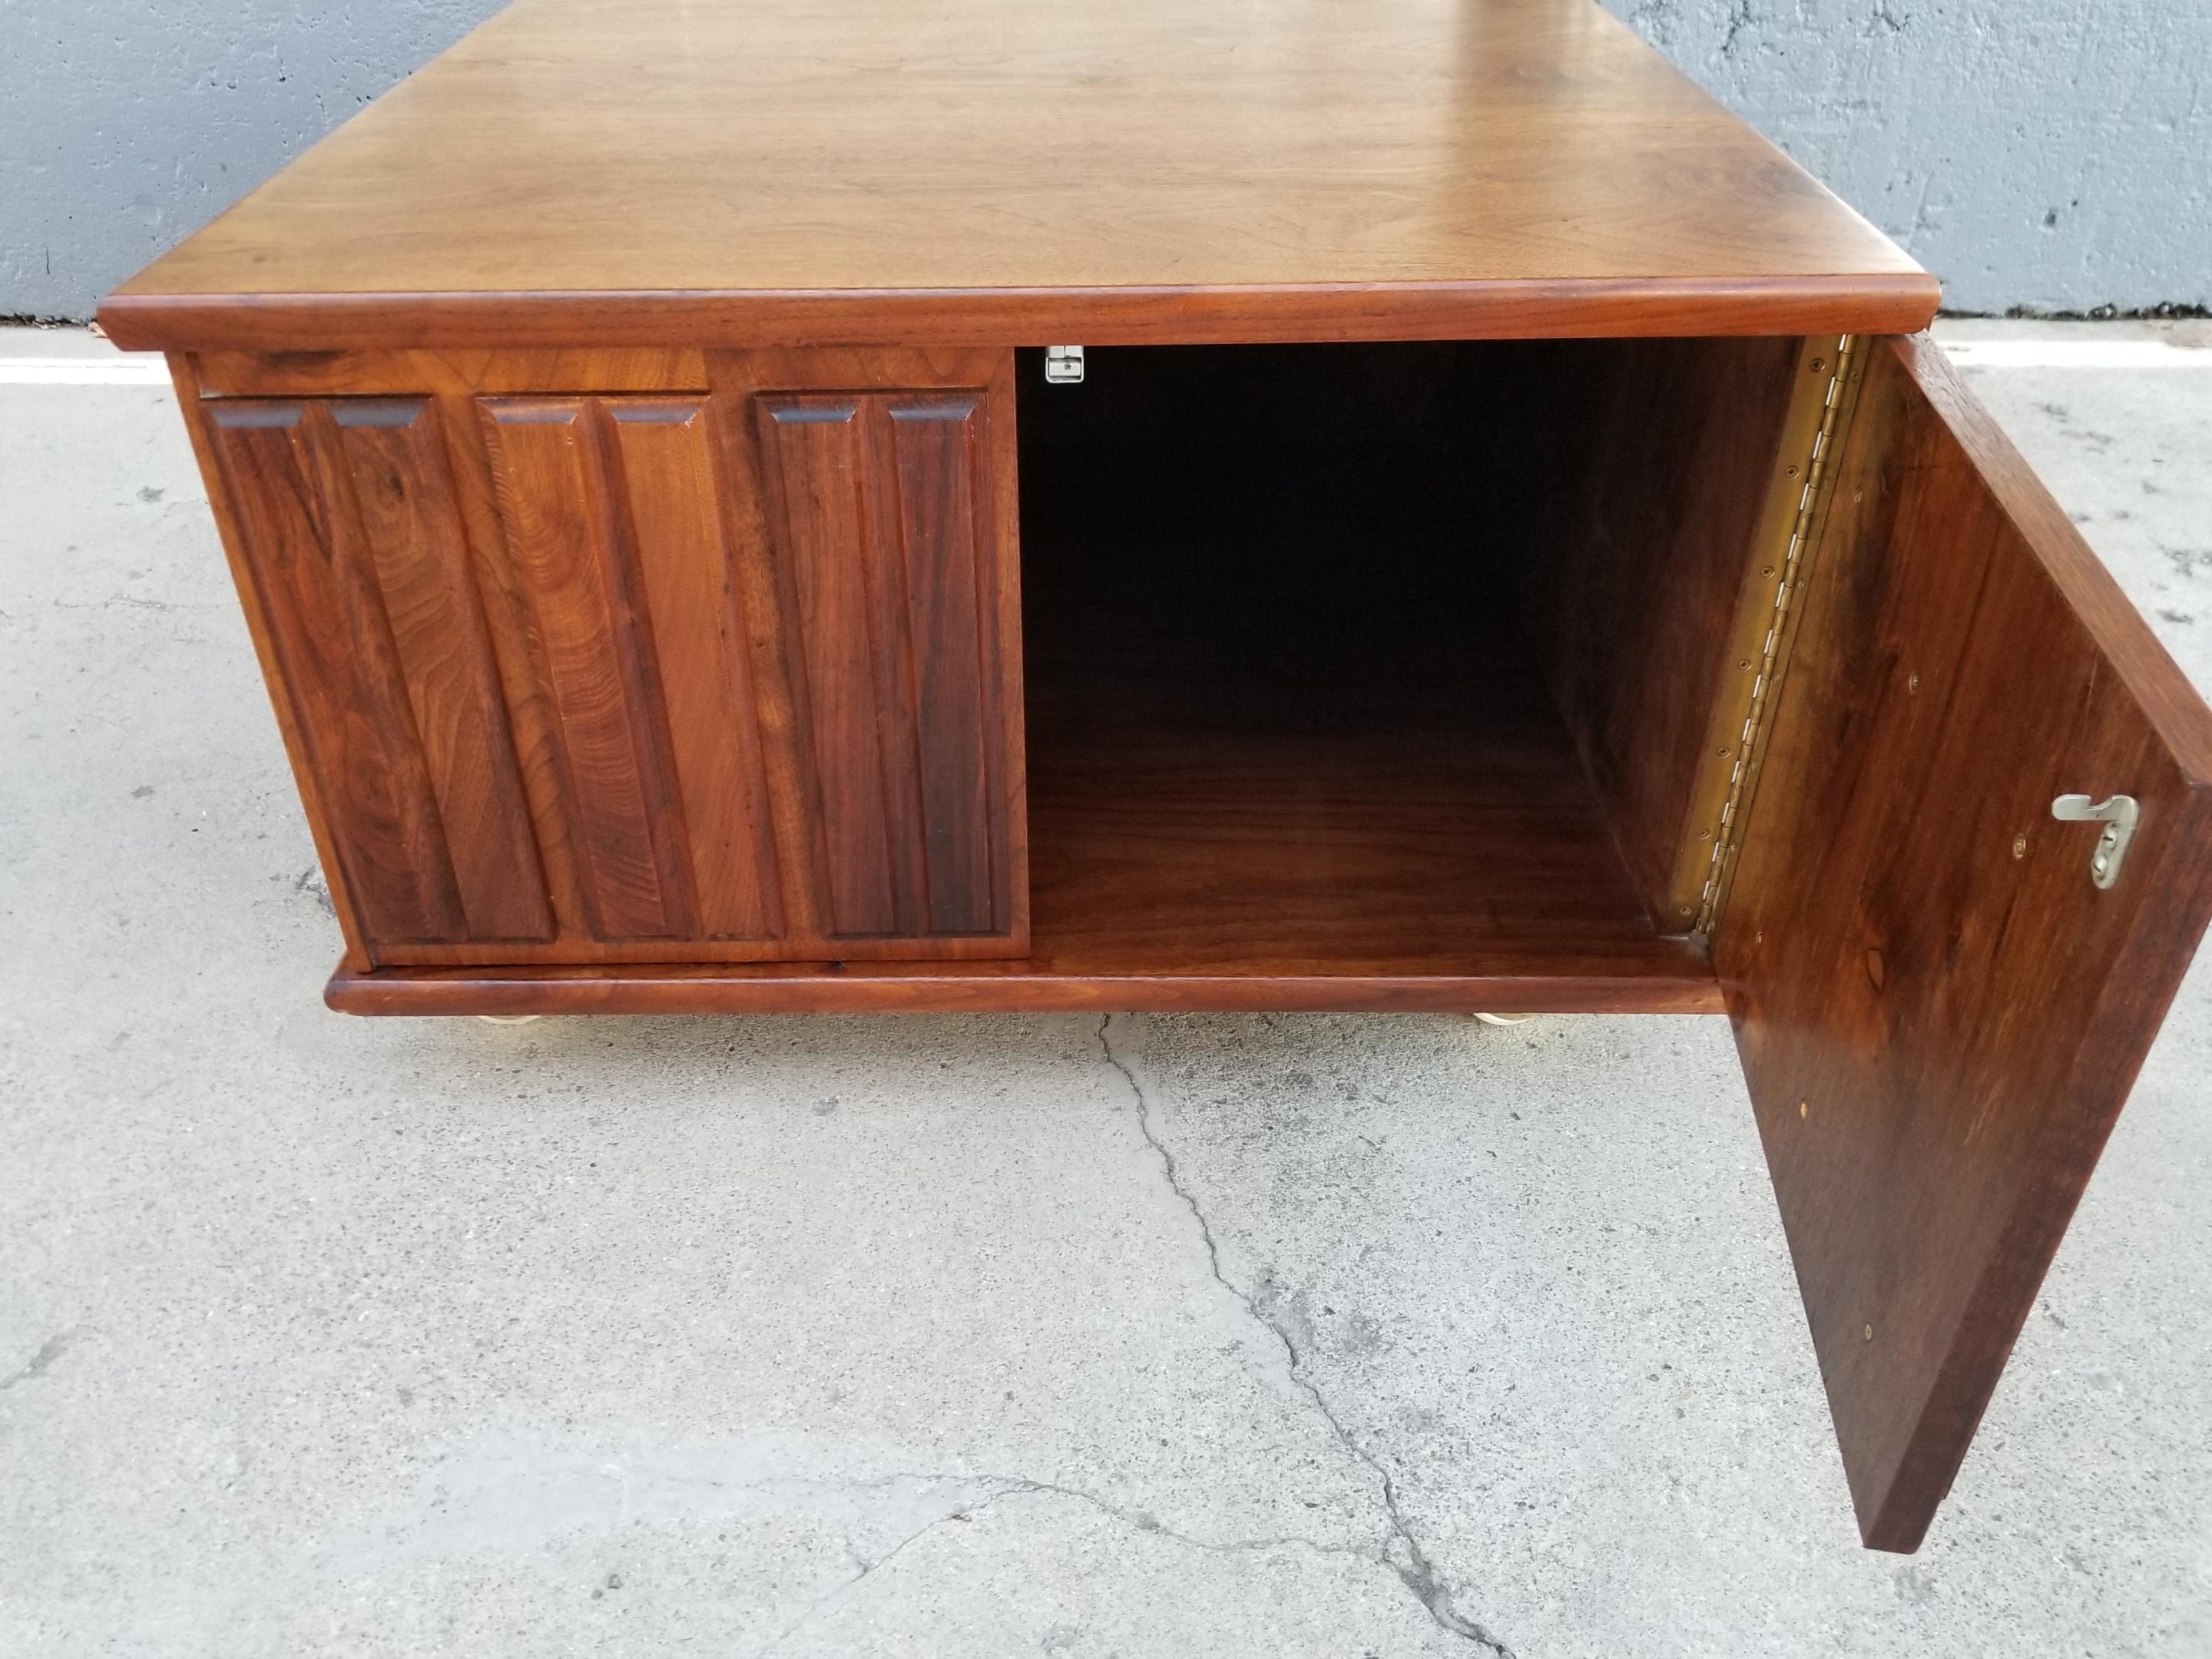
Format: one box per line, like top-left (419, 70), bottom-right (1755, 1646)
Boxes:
top-left (1692, 333), bottom-right (1862, 936)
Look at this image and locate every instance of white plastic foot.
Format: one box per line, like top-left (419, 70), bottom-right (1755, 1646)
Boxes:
top-left (478, 1014), bottom-right (541, 1025)
top-left (1471, 1012), bottom-right (1535, 1026)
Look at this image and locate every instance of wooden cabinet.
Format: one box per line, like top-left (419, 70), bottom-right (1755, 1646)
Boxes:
top-left (189, 350), bottom-right (1025, 966)
top-left (104, 0), bottom-right (2212, 1556)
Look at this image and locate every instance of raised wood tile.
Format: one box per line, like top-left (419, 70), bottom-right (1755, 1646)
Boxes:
top-left (886, 395), bottom-right (1004, 935)
top-left (754, 395), bottom-right (914, 939)
top-left (200, 397), bottom-right (557, 949)
top-left (329, 399), bottom-right (552, 942)
top-left (711, 347), bottom-right (1028, 958)
top-left (204, 400), bottom-right (467, 945)
top-left (477, 398), bottom-right (694, 941)
top-left (605, 399), bottom-right (786, 941)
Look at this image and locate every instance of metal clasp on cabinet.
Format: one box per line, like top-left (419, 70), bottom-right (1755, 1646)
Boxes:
top-left (2050, 793), bottom-right (2140, 889)
top-left (1045, 345), bottom-right (1085, 384)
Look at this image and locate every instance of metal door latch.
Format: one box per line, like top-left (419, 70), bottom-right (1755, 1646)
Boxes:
top-left (2050, 793), bottom-right (2140, 889)
top-left (1044, 345), bottom-right (1085, 384)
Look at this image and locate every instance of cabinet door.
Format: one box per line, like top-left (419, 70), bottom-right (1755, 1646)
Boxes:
top-left (194, 349), bottom-right (1025, 967)
top-left (1718, 336), bottom-right (2212, 1551)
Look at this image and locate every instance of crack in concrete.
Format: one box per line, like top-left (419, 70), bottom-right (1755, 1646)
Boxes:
top-left (570, 1461), bottom-right (1376, 1565)
top-left (758, 1495), bottom-right (985, 1654)
top-left (985, 1476), bottom-right (1373, 1565)
top-left (1097, 1016), bottom-right (1515, 1657)
top-left (755, 1470), bottom-right (1386, 1655)
top-left (735, 1019), bottom-right (1525, 1653)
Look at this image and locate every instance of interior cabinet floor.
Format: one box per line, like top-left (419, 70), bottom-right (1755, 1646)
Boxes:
top-left (1023, 664), bottom-right (1704, 985)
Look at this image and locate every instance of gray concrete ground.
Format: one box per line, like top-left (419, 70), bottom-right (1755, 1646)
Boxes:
top-left (2, 322), bottom-right (2207, 1657)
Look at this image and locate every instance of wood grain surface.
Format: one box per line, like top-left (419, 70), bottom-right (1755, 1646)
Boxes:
top-left (186, 348), bottom-right (1027, 963)
top-left (102, 0), bottom-right (1935, 349)
top-left (478, 398), bottom-right (701, 941)
top-left (708, 348), bottom-right (1029, 954)
top-left (1718, 335), bottom-right (2212, 1551)
top-left (200, 396), bottom-right (551, 946)
top-left (326, 960), bottom-right (1720, 1016)
top-left (193, 349), bottom-right (712, 399)
top-left (611, 399), bottom-right (786, 941)
top-left (1514, 334), bottom-right (1817, 931)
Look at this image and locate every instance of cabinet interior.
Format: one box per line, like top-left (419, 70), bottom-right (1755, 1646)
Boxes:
top-left (1014, 338), bottom-right (1806, 979)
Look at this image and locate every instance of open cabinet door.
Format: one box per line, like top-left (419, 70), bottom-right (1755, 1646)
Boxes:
top-left (1717, 334), bottom-right (2212, 1551)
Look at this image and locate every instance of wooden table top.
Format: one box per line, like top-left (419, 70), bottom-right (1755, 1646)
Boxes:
top-left (103, 0), bottom-right (1939, 350)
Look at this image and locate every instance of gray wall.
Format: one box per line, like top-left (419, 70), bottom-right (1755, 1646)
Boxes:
top-left (1, 0), bottom-right (504, 320)
top-left (3, 0), bottom-right (2206, 320)
top-left (1606, 0), bottom-right (2211, 315)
